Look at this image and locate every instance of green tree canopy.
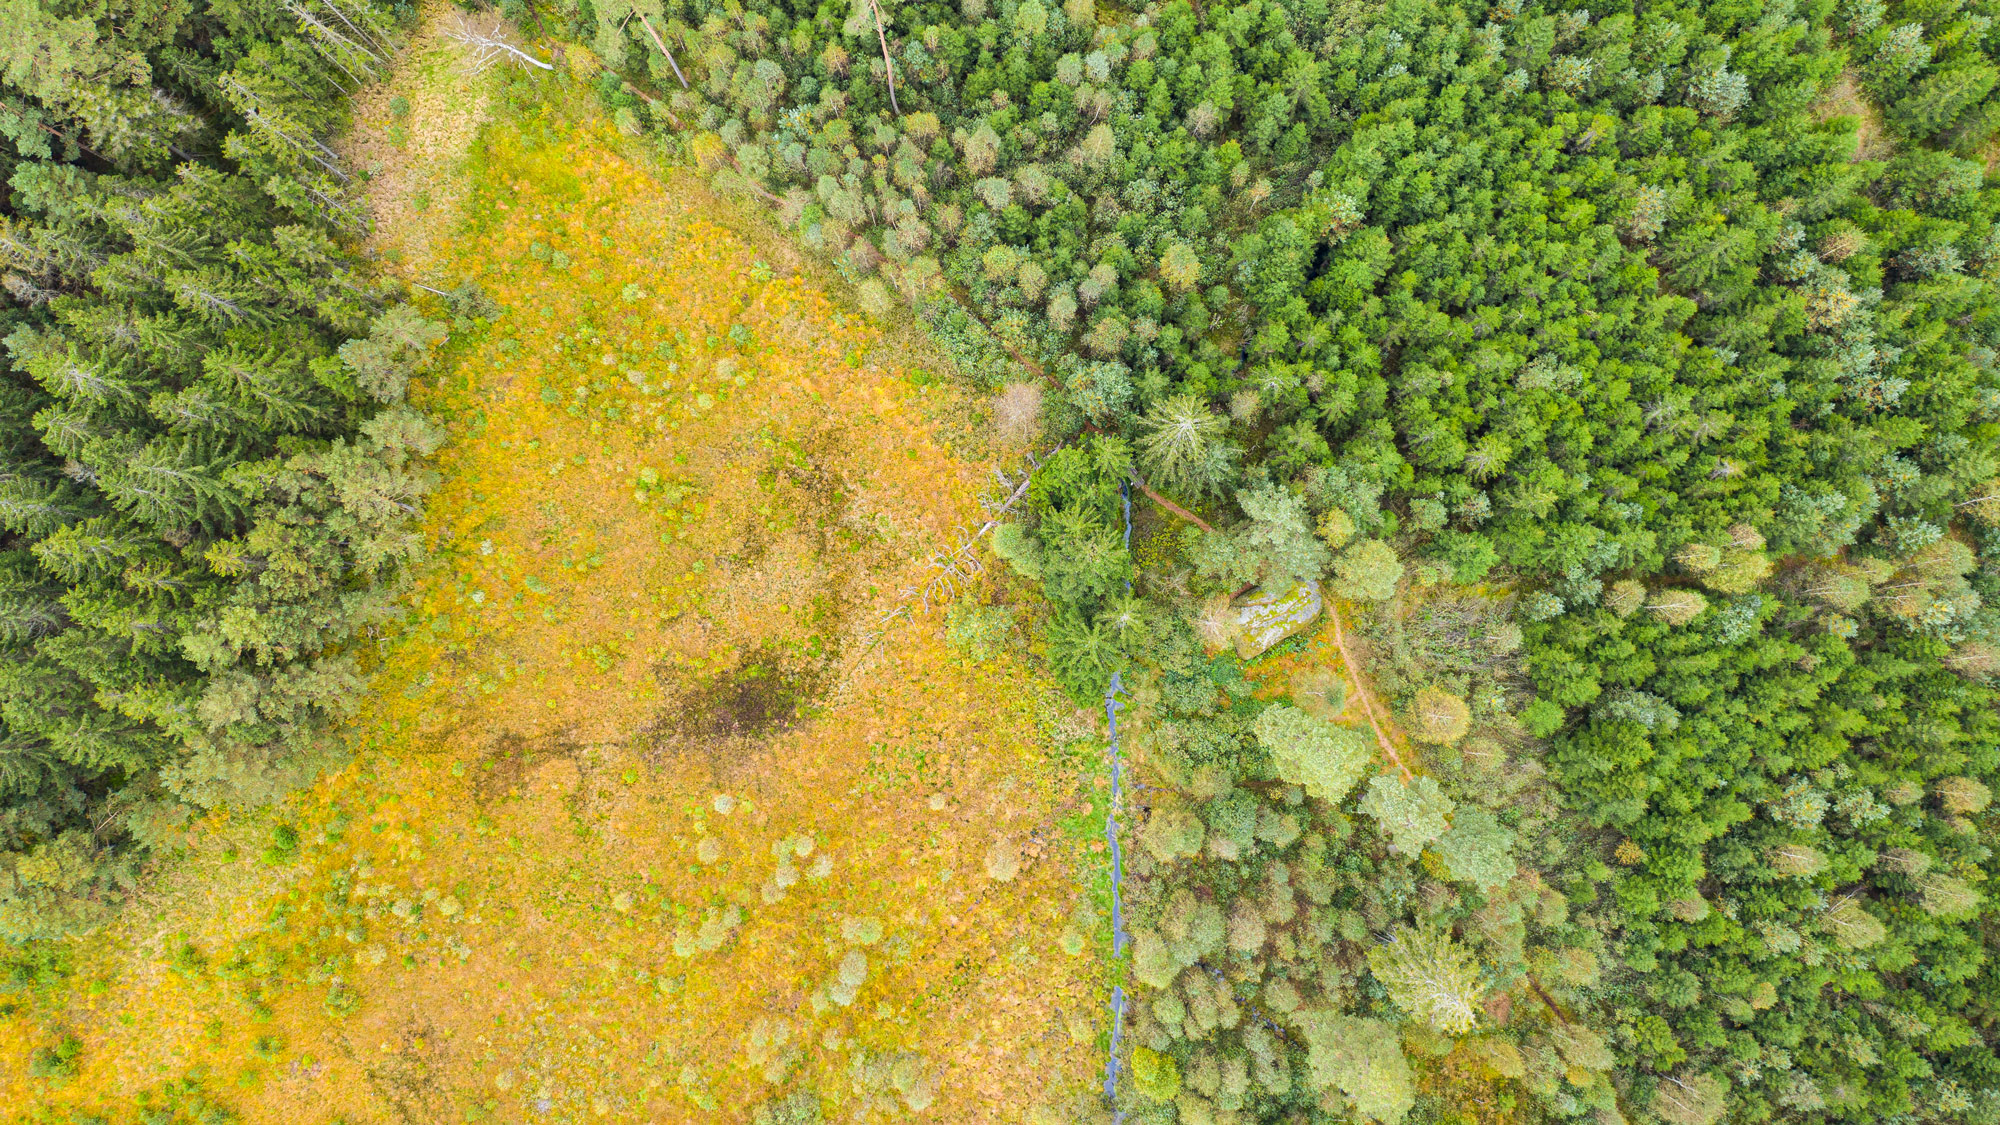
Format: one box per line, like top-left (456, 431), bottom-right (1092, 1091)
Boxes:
top-left (1254, 704), bottom-right (1371, 805)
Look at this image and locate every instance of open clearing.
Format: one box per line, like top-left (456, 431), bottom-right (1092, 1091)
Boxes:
top-left (2, 58), bottom-right (1107, 1125)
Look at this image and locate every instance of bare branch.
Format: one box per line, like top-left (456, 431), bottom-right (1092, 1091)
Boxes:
top-left (974, 466), bottom-right (1039, 538)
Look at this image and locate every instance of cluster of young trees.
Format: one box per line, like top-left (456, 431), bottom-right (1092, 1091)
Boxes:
top-left (564, 0), bottom-right (2000, 1117)
top-left (0, 0), bottom-right (439, 940)
top-left (567, 0), bottom-right (2000, 1116)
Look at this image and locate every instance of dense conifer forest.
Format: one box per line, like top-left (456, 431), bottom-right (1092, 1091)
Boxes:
top-left (7, 0), bottom-right (2000, 1120)
top-left (1, 0), bottom-right (445, 940)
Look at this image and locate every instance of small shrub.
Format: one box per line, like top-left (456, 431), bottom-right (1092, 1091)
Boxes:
top-left (984, 837), bottom-right (1021, 881)
top-left (28, 1034), bottom-right (81, 1079)
top-left (751, 1089), bottom-right (822, 1124)
top-left (945, 601), bottom-right (1017, 661)
top-left (1288, 667), bottom-right (1348, 719)
top-left (891, 1056), bottom-right (937, 1111)
top-left (1316, 508), bottom-right (1355, 549)
top-left (1130, 1046), bottom-right (1181, 1101)
top-left (993, 382), bottom-right (1044, 446)
top-left (829, 950), bottom-right (867, 1006)
top-left (856, 278), bottom-right (894, 319)
top-left (261, 825), bottom-right (300, 865)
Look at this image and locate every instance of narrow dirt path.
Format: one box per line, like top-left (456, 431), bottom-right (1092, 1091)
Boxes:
top-left (1327, 602), bottom-right (1414, 780)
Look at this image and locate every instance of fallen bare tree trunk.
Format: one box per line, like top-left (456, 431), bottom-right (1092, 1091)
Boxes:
top-left (867, 0), bottom-right (901, 115)
top-left (1129, 474), bottom-right (1214, 533)
top-left (445, 13), bottom-right (554, 72)
top-left (635, 12), bottom-right (689, 89)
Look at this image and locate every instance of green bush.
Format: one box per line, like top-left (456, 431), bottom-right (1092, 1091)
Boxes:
top-left (261, 825), bottom-right (301, 865)
top-left (27, 1034), bottom-right (81, 1079)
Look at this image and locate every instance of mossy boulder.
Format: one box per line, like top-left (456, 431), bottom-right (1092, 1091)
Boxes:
top-left (1231, 578), bottom-right (1323, 659)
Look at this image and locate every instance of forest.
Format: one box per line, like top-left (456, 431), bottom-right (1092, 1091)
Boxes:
top-left (1, 0), bottom-right (445, 938)
top-left (5, 0), bottom-right (2000, 1120)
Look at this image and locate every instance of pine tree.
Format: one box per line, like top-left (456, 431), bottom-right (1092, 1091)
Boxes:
top-left (1407, 686), bottom-right (1470, 744)
top-left (1359, 775), bottom-right (1453, 854)
top-left (1367, 926), bottom-right (1483, 1035)
top-left (201, 339), bottom-right (323, 428)
top-left (29, 516), bottom-right (150, 582)
top-left (1297, 1013), bottom-right (1415, 1125)
top-left (1652, 1073), bottom-right (1728, 1125)
top-left (1821, 898), bottom-right (1886, 950)
top-left (0, 576), bottom-right (65, 643)
top-left (0, 469), bottom-right (89, 535)
top-left (1234, 484), bottom-right (1329, 587)
top-left (1644, 588), bottom-right (1709, 626)
top-left (1332, 539), bottom-right (1403, 601)
top-left (335, 305), bottom-right (448, 401)
top-left (95, 435), bottom-right (240, 531)
top-left (1430, 806), bottom-right (1514, 891)
top-left (1159, 240), bottom-right (1201, 292)
top-left (1891, 63), bottom-right (2000, 140)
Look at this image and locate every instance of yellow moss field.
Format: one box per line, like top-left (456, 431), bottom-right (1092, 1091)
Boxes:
top-left (1, 97), bottom-right (1110, 1124)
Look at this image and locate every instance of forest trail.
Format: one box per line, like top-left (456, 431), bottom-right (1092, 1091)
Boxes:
top-left (1, 40), bottom-right (1108, 1125)
top-left (1326, 604), bottom-right (1415, 781)
top-left (1245, 611), bottom-right (1418, 777)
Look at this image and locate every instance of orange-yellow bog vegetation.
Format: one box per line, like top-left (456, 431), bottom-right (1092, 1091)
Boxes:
top-left (2, 82), bottom-right (1110, 1124)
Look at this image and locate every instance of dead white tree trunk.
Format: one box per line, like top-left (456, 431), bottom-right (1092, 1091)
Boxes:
top-left (866, 0), bottom-right (900, 116)
top-left (312, 0), bottom-right (393, 60)
top-left (284, 0), bottom-right (386, 71)
top-left (445, 14), bottom-right (555, 73)
top-left (635, 12), bottom-right (689, 89)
